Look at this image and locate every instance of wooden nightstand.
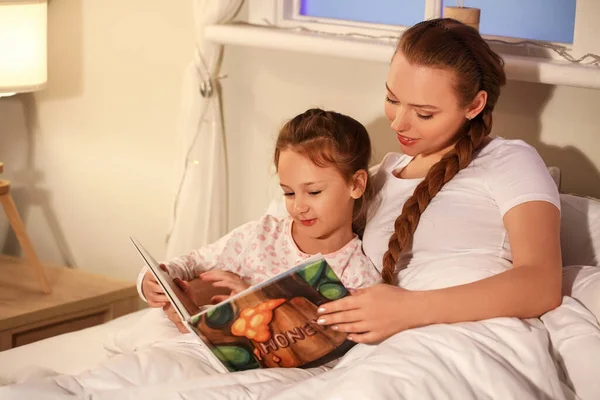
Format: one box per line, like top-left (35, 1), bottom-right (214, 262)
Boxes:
top-left (0, 256), bottom-right (140, 351)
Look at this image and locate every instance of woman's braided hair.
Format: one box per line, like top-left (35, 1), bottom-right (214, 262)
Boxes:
top-left (381, 18), bottom-right (507, 284)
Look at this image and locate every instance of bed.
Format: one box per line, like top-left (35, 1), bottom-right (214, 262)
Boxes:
top-left (0, 192), bottom-right (599, 399)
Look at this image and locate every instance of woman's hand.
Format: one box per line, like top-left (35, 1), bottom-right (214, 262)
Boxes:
top-left (200, 270), bottom-right (250, 304)
top-left (316, 284), bottom-right (425, 344)
top-left (141, 265), bottom-right (169, 308)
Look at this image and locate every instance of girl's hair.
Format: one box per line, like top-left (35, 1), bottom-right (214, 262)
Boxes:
top-left (274, 108), bottom-right (374, 235)
top-left (381, 18), bottom-right (507, 284)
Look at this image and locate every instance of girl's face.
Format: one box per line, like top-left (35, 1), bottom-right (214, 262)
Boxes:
top-left (277, 149), bottom-right (364, 242)
top-left (384, 52), bottom-right (479, 158)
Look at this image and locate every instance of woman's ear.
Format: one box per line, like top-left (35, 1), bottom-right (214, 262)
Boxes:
top-left (350, 170), bottom-right (368, 199)
top-left (465, 90), bottom-right (488, 120)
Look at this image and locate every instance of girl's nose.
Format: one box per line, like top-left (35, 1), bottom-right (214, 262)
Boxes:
top-left (294, 199), bottom-right (309, 214)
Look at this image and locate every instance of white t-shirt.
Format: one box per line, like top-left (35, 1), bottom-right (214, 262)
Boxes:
top-left (137, 215), bottom-right (381, 301)
top-left (363, 138), bottom-right (560, 289)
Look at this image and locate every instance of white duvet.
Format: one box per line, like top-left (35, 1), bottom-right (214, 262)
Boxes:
top-left (1, 265), bottom-right (600, 400)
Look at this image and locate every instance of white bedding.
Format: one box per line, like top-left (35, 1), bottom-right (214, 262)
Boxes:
top-left (0, 266), bottom-right (599, 400)
top-left (0, 309), bottom-right (150, 386)
top-left (1, 192), bottom-right (598, 399)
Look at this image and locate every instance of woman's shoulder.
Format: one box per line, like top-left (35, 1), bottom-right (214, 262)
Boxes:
top-left (474, 137), bottom-right (546, 173)
top-left (478, 137), bottom-right (539, 160)
top-left (474, 137), bottom-right (559, 214)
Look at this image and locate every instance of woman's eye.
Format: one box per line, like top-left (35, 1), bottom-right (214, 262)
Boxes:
top-left (309, 191), bottom-right (322, 196)
top-left (385, 96), bottom-right (399, 105)
top-left (417, 113), bottom-right (433, 120)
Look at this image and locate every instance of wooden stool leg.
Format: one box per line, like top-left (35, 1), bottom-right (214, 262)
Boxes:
top-left (0, 192), bottom-right (52, 294)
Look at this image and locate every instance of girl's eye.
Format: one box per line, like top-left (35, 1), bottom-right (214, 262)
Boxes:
top-left (385, 96), bottom-right (399, 105)
top-left (309, 191), bottom-right (322, 196)
top-left (417, 113), bottom-right (433, 120)
top-left (283, 193), bottom-right (294, 197)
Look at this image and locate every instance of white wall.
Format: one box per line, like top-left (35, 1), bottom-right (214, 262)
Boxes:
top-left (0, 1), bottom-right (598, 281)
top-left (221, 46), bottom-right (600, 229)
top-left (0, 0), bottom-right (195, 280)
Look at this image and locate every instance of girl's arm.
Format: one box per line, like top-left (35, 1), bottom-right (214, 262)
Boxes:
top-left (164, 221), bottom-right (256, 281)
top-left (317, 201), bottom-right (562, 343)
top-left (136, 220), bottom-right (257, 301)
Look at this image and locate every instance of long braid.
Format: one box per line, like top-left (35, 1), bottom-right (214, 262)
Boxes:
top-left (381, 113), bottom-right (492, 284)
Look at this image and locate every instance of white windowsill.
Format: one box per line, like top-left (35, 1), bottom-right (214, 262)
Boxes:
top-left (205, 24), bottom-right (600, 90)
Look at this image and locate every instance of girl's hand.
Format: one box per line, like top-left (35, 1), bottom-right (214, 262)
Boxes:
top-left (200, 270), bottom-right (250, 304)
top-left (316, 284), bottom-right (425, 344)
top-left (162, 302), bottom-right (189, 333)
top-left (141, 265), bottom-right (169, 307)
top-left (161, 277), bottom-right (199, 334)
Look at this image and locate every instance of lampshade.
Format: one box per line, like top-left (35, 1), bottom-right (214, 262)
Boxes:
top-left (0, 0), bottom-right (47, 97)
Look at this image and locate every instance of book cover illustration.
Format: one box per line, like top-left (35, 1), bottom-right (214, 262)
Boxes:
top-left (188, 258), bottom-right (356, 372)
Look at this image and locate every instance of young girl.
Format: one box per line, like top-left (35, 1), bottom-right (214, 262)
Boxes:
top-left (0, 108), bottom-right (380, 397)
top-left (140, 107), bottom-right (381, 332)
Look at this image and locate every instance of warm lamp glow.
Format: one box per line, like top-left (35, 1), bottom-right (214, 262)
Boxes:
top-left (0, 0), bottom-right (47, 96)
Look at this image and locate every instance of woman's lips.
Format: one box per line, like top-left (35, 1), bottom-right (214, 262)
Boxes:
top-left (397, 134), bottom-right (419, 146)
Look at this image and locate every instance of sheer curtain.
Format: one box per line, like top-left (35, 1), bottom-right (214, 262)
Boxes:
top-left (165, 0), bottom-right (243, 258)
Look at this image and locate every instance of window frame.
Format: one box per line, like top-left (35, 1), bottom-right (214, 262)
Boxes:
top-left (248, 0), bottom-right (596, 63)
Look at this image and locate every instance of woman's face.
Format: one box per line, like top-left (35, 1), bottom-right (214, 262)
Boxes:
top-left (384, 51), bottom-right (472, 158)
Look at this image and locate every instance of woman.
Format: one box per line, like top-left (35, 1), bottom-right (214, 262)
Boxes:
top-left (49, 18), bottom-right (565, 400)
top-left (264, 17), bottom-right (565, 399)
top-left (314, 17), bottom-right (562, 343)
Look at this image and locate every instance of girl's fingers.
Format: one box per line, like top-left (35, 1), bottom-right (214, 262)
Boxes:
top-left (211, 295), bottom-right (230, 304)
top-left (175, 321), bottom-right (189, 333)
top-left (173, 278), bottom-right (191, 292)
top-left (147, 299), bottom-right (168, 308)
top-left (210, 280), bottom-right (245, 291)
top-left (162, 304), bottom-right (180, 322)
top-left (201, 270), bottom-right (241, 281)
top-left (149, 293), bottom-right (169, 303)
top-left (147, 280), bottom-right (164, 293)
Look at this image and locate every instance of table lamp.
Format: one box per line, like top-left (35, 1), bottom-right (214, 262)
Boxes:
top-left (0, 0), bottom-right (51, 294)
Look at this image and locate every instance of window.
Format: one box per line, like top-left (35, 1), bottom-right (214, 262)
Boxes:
top-left (299, 0), bottom-right (424, 28)
top-left (442, 0), bottom-right (576, 44)
top-left (249, 0), bottom-right (581, 47)
top-left (239, 0), bottom-right (599, 87)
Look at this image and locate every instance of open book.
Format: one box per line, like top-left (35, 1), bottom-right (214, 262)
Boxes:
top-left (130, 237), bottom-right (356, 373)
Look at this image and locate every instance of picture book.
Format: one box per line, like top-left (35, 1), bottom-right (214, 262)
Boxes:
top-left (130, 237), bottom-right (356, 373)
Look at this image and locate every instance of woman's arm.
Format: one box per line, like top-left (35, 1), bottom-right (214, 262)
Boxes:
top-left (317, 201), bottom-right (562, 343)
top-left (423, 200), bottom-right (562, 324)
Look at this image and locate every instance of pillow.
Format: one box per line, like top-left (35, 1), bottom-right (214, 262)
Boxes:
top-left (563, 265), bottom-right (600, 320)
top-left (547, 166), bottom-right (561, 190)
top-left (560, 194), bottom-right (600, 267)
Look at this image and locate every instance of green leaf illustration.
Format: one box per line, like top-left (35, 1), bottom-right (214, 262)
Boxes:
top-left (213, 345), bottom-right (259, 371)
top-left (205, 303), bottom-right (234, 328)
top-left (297, 260), bottom-right (324, 286)
top-left (324, 265), bottom-right (341, 282)
top-left (318, 282), bottom-right (347, 300)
